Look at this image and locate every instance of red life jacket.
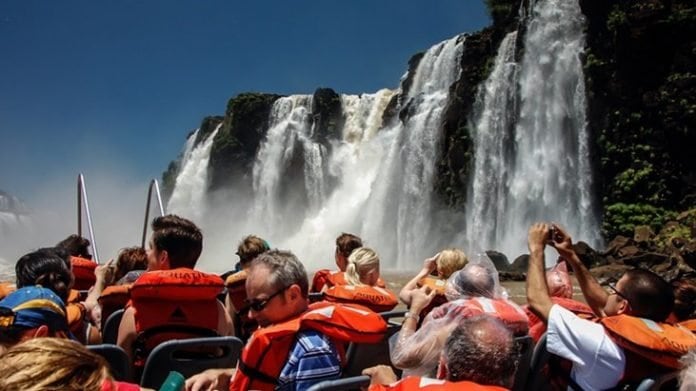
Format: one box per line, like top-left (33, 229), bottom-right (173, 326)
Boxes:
top-left (323, 284), bottom-right (398, 313)
top-left (129, 268), bottom-right (224, 367)
top-left (525, 297), bottom-right (594, 342)
top-left (224, 270), bottom-right (257, 340)
top-left (230, 302), bottom-right (387, 391)
top-left (71, 256), bottom-right (97, 290)
top-left (311, 269), bottom-right (386, 292)
top-left (431, 297), bottom-right (529, 336)
top-left (368, 376), bottom-right (508, 391)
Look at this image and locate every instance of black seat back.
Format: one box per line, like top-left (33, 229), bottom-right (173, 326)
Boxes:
top-left (139, 336), bottom-right (244, 389)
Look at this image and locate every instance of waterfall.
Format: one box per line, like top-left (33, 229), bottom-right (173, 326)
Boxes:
top-left (167, 0), bottom-right (602, 271)
top-left (167, 126), bottom-right (220, 222)
top-left (465, 0), bottom-right (600, 258)
top-left (0, 192), bottom-right (35, 272)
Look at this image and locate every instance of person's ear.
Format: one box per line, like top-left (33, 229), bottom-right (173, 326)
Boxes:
top-left (160, 250), bottom-right (170, 267)
top-left (287, 284), bottom-right (301, 301)
top-left (33, 325), bottom-right (49, 338)
top-left (617, 298), bottom-right (630, 315)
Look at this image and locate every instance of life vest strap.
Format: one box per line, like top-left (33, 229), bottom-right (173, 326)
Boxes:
top-left (238, 360), bottom-right (280, 385)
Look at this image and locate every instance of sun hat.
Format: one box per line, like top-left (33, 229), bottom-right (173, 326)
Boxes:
top-left (0, 285), bottom-right (69, 332)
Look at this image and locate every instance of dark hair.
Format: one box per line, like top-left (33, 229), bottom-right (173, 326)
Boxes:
top-left (335, 233), bottom-right (362, 259)
top-left (622, 269), bottom-right (674, 322)
top-left (671, 279), bottom-right (696, 321)
top-left (55, 235), bottom-right (92, 259)
top-left (236, 235), bottom-right (270, 265)
top-left (150, 215), bottom-right (203, 268)
top-left (251, 250), bottom-right (309, 299)
top-left (114, 247), bottom-right (148, 282)
top-left (445, 315), bottom-right (518, 388)
top-left (15, 248), bottom-right (73, 301)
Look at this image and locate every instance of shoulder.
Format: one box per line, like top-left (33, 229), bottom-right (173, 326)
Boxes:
top-left (293, 329), bottom-right (337, 354)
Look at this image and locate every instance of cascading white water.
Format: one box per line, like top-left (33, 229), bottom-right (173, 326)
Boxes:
top-left (167, 126), bottom-right (220, 223)
top-left (362, 37), bottom-right (464, 266)
top-left (465, 0), bottom-right (600, 258)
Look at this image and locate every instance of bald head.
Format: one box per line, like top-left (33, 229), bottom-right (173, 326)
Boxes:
top-left (443, 315), bottom-right (518, 388)
top-left (448, 264), bottom-right (496, 299)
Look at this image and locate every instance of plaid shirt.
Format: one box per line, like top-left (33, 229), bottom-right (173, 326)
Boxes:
top-left (276, 329), bottom-right (342, 391)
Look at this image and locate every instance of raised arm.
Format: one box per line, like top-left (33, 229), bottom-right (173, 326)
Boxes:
top-left (526, 223), bottom-right (554, 323)
top-left (550, 224), bottom-right (609, 317)
top-left (398, 254), bottom-right (438, 306)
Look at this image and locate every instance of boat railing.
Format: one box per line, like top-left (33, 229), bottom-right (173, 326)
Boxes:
top-left (141, 179), bottom-right (165, 248)
top-left (77, 173), bottom-right (100, 263)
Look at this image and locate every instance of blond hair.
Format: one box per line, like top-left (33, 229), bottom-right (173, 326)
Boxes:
top-left (344, 247), bottom-right (380, 286)
top-left (0, 337), bottom-right (111, 391)
top-left (437, 248), bottom-right (468, 279)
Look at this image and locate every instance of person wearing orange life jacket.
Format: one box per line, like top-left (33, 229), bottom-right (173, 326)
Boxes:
top-left (523, 259), bottom-right (594, 343)
top-left (365, 315), bottom-right (517, 391)
top-left (56, 234), bottom-right (97, 290)
top-left (526, 223), bottom-right (696, 391)
top-left (322, 247), bottom-right (397, 313)
top-left (14, 247), bottom-right (110, 343)
top-left (224, 235), bottom-right (270, 341)
top-left (399, 249), bottom-right (468, 323)
top-left (391, 256), bottom-right (528, 378)
top-left (310, 233), bottom-right (386, 292)
top-left (186, 250), bottom-right (386, 391)
top-left (117, 215), bottom-right (232, 366)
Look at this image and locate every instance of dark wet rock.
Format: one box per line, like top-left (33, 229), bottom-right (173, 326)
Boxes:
top-left (590, 264), bottom-right (633, 284)
top-left (486, 250), bottom-right (510, 271)
top-left (509, 254), bottom-right (529, 273)
top-left (312, 88), bottom-right (344, 144)
top-left (499, 271), bottom-right (526, 281)
top-left (574, 241), bottom-right (606, 268)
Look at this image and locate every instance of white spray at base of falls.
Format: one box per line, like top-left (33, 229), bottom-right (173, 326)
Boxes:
top-left (464, 0), bottom-right (600, 257)
top-left (167, 125), bottom-right (220, 223)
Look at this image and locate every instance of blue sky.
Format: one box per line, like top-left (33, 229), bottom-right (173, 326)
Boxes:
top-left (0, 1), bottom-right (490, 204)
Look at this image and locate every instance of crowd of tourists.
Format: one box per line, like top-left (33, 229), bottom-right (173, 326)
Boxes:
top-left (1, 214), bottom-right (696, 390)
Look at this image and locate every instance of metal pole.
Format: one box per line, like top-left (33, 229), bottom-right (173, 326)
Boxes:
top-left (77, 173), bottom-right (100, 263)
top-left (141, 179), bottom-right (166, 248)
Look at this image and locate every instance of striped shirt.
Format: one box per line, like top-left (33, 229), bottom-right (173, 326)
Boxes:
top-left (276, 330), bottom-right (342, 391)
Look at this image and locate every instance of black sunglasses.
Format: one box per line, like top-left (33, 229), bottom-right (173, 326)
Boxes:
top-left (606, 282), bottom-right (631, 304)
top-left (244, 286), bottom-right (288, 312)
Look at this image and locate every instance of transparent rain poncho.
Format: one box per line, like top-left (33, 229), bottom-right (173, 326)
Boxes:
top-left (546, 259), bottom-right (573, 299)
top-left (390, 254), bottom-right (507, 377)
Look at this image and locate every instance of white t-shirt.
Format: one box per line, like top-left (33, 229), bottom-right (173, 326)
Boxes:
top-left (547, 304), bottom-right (626, 391)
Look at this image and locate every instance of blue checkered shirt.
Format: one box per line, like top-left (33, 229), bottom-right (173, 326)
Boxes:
top-left (276, 329), bottom-right (342, 391)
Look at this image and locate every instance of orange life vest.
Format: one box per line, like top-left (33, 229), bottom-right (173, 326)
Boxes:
top-left (525, 297), bottom-right (594, 342)
top-left (311, 269), bottom-right (386, 292)
top-left (98, 284), bottom-right (132, 329)
top-left (368, 376), bottom-right (508, 391)
top-left (323, 284), bottom-right (398, 313)
top-left (600, 314), bottom-right (696, 370)
top-left (548, 313), bottom-right (696, 389)
top-left (0, 281), bottom-right (16, 300)
top-left (70, 256), bottom-right (97, 290)
top-left (679, 318), bottom-right (696, 333)
top-left (129, 268), bottom-right (224, 367)
top-left (224, 270), bottom-right (258, 341)
top-left (230, 302), bottom-right (387, 391)
top-left (430, 297), bottom-right (529, 336)
top-left (417, 276), bottom-right (447, 295)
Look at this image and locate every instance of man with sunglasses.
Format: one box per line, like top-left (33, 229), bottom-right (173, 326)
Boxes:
top-left (187, 250), bottom-right (343, 391)
top-left (527, 223), bottom-right (696, 390)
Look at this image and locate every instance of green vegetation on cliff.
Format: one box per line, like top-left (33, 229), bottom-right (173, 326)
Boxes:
top-left (208, 93), bottom-right (282, 191)
top-left (581, 0), bottom-right (695, 238)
